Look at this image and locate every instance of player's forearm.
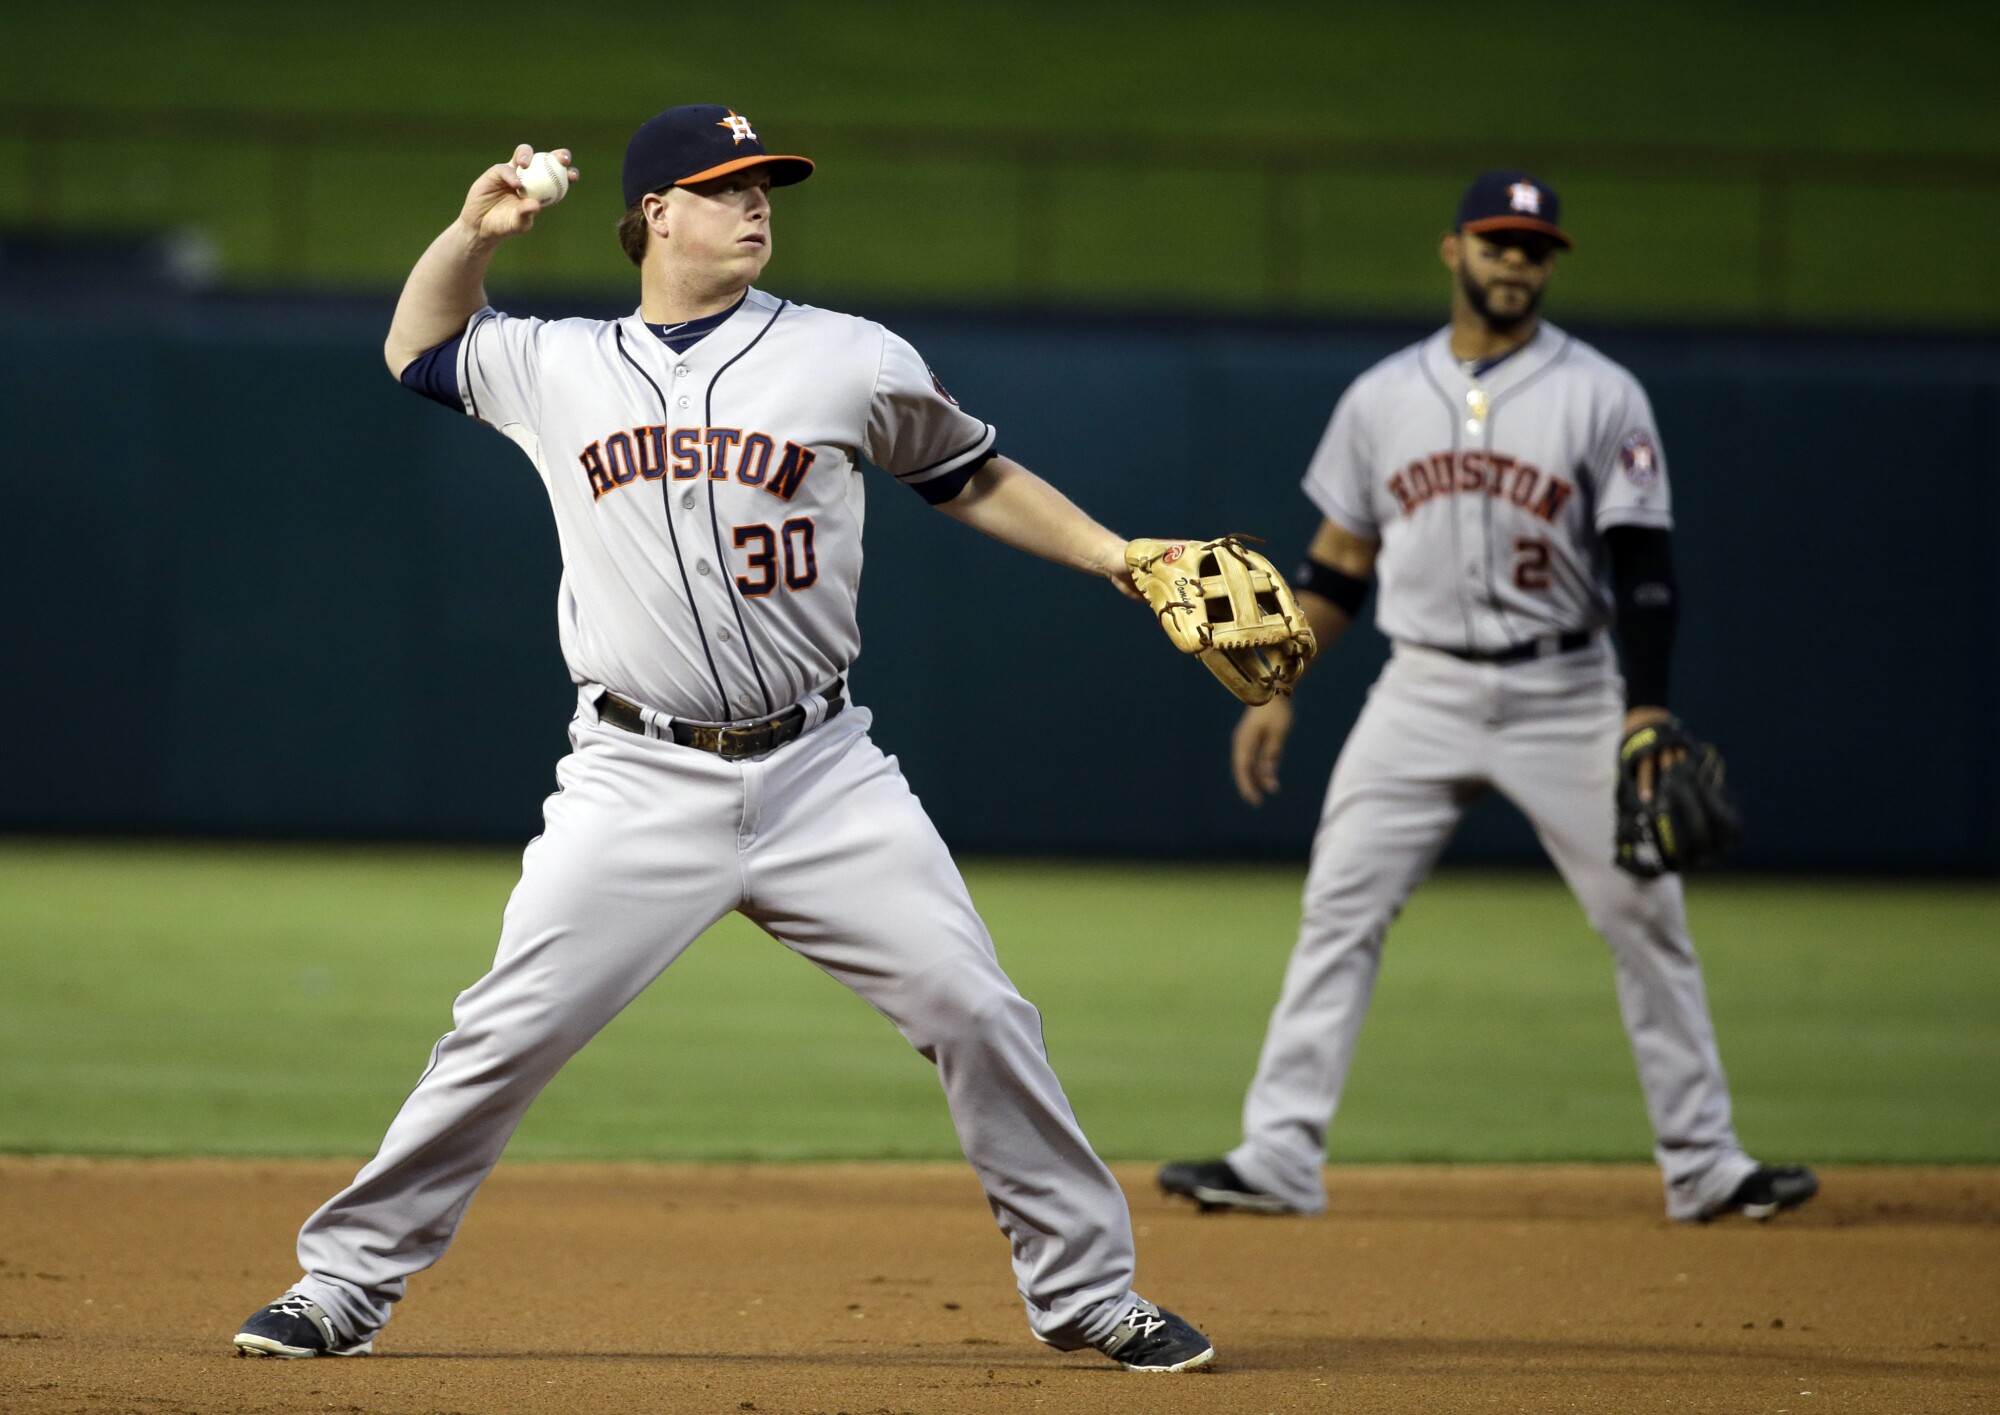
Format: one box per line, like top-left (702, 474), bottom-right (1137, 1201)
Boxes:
top-left (384, 220), bottom-right (502, 378)
top-left (935, 457), bottom-right (1125, 577)
top-left (1296, 591), bottom-right (1353, 662)
top-left (1266, 588), bottom-right (1353, 693)
top-left (1287, 521), bottom-right (1375, 674)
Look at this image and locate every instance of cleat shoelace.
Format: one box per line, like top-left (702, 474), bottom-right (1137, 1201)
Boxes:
top-left (262, 1296), bottom-right (335, 1347)
top-left (1122, 1306), bottom-right (1167, 1340)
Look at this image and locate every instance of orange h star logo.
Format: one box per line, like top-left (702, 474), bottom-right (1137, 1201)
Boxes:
top-left (717, 110), bottom-right (758, 144)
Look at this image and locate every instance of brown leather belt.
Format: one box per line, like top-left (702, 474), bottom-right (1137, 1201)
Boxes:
top-left (594, 683), bottom-right (845, 759)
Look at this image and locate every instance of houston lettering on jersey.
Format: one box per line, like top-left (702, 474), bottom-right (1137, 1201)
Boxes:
top-left (577, 425), bottom-right (819, 503)
top-left (1387, 450), bottom-right (1575, 525)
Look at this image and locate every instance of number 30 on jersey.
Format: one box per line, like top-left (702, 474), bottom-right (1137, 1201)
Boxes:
top-left (732, 518), bottom-right (818, 596)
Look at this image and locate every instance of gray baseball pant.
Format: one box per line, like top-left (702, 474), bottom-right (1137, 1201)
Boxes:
top-left (288, 704), bottom-right (1137, 1349)
top-left (1226, 641), bottom-right (1759, 1219)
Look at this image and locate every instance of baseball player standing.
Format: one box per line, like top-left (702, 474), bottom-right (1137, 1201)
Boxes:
top-left (233, 105), bottom-right (1212, 1373)
top-left (1160, 173), bottom-right (1817, 1224)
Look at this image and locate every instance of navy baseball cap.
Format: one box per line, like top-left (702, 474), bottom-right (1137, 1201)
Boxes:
top-left (621, 105), bottom-right (814, 207)
top-left (1456, 171), bottom-right (1572, 249)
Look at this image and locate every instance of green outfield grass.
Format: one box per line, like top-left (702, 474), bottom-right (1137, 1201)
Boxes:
top-left (4, 1), bottom-right (1998, 322)
top-left (1, 841), bottom-right (1994, 1164)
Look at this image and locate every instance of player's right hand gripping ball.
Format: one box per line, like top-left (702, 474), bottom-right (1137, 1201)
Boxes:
top-left (1126, 537), bottom-right (1316, 705)
top-left (520, 151), bottom-right (571, 205)
top-left (1614, 718), bottom-right (1743, 877)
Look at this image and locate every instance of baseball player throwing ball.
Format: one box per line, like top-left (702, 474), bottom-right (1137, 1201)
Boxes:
top-left (232, 105), bottom-right (1213, 1373)
top-left (1159, 173), bottom-right (1818, 1225)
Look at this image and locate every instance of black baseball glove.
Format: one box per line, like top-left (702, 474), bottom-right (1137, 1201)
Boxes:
top-left (1615, 718), bottom-right (1742, 878)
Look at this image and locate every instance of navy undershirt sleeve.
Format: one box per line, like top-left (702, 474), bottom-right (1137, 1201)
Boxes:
top-left (913, 448), bottom-right (998, 506)
top-left (399, 333), bottom-right (464, 411)
top-left (1606, 525), bottom-right (1677, 708)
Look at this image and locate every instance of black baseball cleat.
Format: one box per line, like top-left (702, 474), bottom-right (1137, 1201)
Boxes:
top-left (233, 1294), bottom-right (374, 1358)
top-left (1158, 1157), bottom-right (1298, 1214)
top-left (1097, 1297), bottom-right (1215, 1372)
top-left (1700, 1165), bottom-right (1820, 1222)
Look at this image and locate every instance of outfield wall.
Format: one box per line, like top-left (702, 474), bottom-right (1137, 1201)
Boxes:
top-left (3, 291), bottom-right (1994, 870)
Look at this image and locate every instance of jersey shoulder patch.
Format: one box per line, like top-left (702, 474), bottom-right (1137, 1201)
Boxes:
top-left (1617, 428), bottom-right (1662, 488)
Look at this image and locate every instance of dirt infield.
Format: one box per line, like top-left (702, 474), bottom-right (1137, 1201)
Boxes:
top-left (1, 1160), bottom-right (1994, 1414)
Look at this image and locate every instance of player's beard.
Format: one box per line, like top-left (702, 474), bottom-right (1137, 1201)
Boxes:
top-left (1461, 263), bottom-right (1541, 332)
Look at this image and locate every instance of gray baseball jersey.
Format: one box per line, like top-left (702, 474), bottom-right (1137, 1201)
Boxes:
top-left (1216, 320), bottom-right (1765, 1222)
top-left (279, 286), bottom-right (1147, 1353)
top-left (456, 287), bottom-right (994, 720)
top-left (1303, 321), bottom-right (1670, 652)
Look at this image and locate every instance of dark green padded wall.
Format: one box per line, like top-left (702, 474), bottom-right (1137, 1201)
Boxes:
top-left (2, 295), bottom-right (1992, 869)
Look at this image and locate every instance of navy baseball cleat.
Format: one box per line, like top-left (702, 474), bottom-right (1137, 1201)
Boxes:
top-left (1097, 1297), bottom-right (1214, 1372)
top-left (1699, 1165), bottom-right (1820, 1222)
top-left (1158, 1157), bottom-right (1299, 1214)
top-left (233, 1294), bottom-right (373, 1359)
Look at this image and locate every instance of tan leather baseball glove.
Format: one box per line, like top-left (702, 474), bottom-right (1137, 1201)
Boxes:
top-left (1126, 537), bottom-right (1317, 705)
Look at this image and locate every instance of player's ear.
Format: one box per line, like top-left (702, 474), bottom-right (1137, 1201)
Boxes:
top-left (1440, 230), bottom-right (1461, 272)
top-left (643, 191), bottom-right (673, 242)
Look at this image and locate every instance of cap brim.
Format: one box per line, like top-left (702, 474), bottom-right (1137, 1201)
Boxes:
top-left (1462, 215), bottom-right (1573, 249)
top-left (676, 154), bottom-right (815, 188)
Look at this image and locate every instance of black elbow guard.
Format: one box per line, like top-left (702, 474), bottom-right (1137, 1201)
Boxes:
top-left (1294, 556), bottom-right (1371, 617)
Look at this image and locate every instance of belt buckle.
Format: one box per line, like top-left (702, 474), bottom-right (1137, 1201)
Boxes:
top-left (678, 703), bottom-right (811, 759)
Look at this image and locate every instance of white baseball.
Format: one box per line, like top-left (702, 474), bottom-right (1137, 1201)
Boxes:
top-left (520, 151), bottom-right (570, 206)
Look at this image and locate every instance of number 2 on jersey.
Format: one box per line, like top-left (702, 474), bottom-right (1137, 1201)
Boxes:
top-left (733, 518), bottom-right (819, 596)
top-left (1513, 536), bottom-right (1552, 591)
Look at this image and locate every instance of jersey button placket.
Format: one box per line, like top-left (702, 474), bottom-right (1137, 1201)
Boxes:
top-left (1465, 393), bottom-right (1498, 612)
